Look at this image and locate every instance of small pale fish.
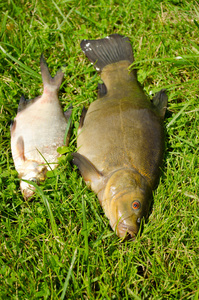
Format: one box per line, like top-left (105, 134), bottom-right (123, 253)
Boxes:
top-left (11, 55), bottom-right (72, 199)
top-left (73, 34), bottom-right (167, 239)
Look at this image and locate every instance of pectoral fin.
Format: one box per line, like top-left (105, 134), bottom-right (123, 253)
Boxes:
top-left (16, 136), bottom-right (26, 162)
top-left (152, 89), bottom-right (168, 118)
top-left (72, 153), bottom-right (103, 184)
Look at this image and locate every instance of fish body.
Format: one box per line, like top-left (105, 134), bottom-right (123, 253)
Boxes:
top-left (73, 34), bottom-right (167, 238)
top-left (11, 55), bottom-right (71, 199)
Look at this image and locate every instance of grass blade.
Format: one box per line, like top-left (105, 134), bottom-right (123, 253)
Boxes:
top-left (61, 248), bottom-right (77, 300)
top-left (0, 11), bottom-right (8, 38)
top-left (52, 0), bottom-right (72, 28)
top-left (167, 99), bottom-right (194, 129)
top-left (82, 196), bottom-right (91, 295)
top-left (0, 44), bottom-right (40, 78)
top-left (55, 17), bottom-right (68, 53)
top-left (22, 180), bottom-right (58, 236)
top-left (194, 19), bottom-right (199, 30)
top-left (127, 288), bottom-right (142, 300)
top-left (82, 196), bottom-right (89, 258)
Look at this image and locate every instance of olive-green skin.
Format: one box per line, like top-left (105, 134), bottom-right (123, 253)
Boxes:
top-left (77, 61), bottom-right (165, 238)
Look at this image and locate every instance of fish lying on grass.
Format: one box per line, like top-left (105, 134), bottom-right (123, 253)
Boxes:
top-left (11, 55), bottom-right (72, 199)
top-left (73, 34), bottom-right (167, 239)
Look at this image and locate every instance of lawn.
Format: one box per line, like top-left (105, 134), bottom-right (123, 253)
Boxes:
top-left (0, 0), bottom-right (198, 299)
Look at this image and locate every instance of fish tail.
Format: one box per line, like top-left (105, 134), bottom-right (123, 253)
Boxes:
top-left (80, 34), bottom-right (134, 72)
top-left (40, 54), bottom-right (64, 91)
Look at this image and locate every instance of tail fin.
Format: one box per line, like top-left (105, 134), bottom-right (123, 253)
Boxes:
top-left (80, 34), bottom-right (134, 72)
top-left (40, 54), bottom-right (64, 91)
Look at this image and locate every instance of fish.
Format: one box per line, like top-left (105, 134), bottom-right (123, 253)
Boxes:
top-left (73, 34), bottom-right (167, 239)
top-left (11, 55), bottom-right (72, 199)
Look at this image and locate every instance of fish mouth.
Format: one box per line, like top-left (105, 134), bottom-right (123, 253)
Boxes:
top-left (116, 223), bottom-right (138, 240)
top-left (21, 187), bottom-right (35, 200)
top-left (20, 181), bottom-right (36, 200)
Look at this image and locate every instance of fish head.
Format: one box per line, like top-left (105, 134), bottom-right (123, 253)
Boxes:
top-left (110, 190), bottom-right (151, 239)
top-left (19, 161), bottom-right (47, 199)
top-left (104, 169), bottom-right (152, 239)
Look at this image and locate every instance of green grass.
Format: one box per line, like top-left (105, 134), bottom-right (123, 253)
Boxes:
top-left (0, 0), bottom-right (199, 299)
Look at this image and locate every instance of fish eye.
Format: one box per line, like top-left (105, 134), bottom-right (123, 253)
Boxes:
top-left (132, 200), bottom-right (141, 210)
top-left (31, 178), bottom-right (37, 183)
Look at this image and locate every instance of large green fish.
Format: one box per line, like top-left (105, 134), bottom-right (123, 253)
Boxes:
top-left (73, 34), bottom-right (167, 239)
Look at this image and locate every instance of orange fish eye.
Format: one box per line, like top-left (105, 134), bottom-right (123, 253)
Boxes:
top-left (132, 200), bottom-right (141, 210)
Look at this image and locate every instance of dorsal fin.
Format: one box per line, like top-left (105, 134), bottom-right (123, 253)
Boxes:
top-left (17, 95), bottom-right (41, 112)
